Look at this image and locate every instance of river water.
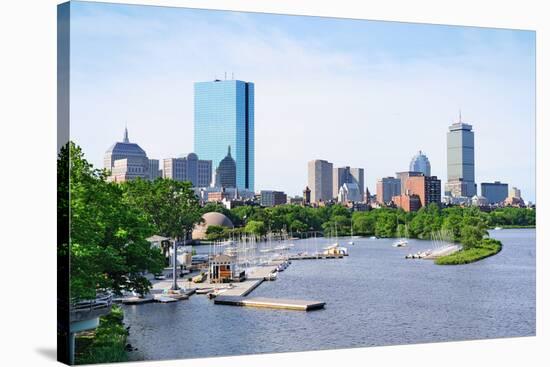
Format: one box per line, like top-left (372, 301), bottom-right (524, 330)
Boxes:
top-left (124, 228), bottom-right (535, 361)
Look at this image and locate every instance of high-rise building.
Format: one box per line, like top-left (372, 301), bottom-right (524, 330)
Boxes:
top-left (162, 153), bottom-right (212, 187)
top-left (409, 151), bottom-right (431, 176)
top-left (333, 166), bottom-right (364, 200)
top-left (446, 113), bottom-right (476, 197)
top-left (108, 157), bottom-right (149, 183)
top-left (215, 146), bottom-right (237, 188)
top-left (260, 190), bottom-right (287, 207)
top-left (481, 181), bottom-right (508, 204)
top-left (104, 127), bottom-right (149, 182)
top-left (194, 79), bottom-right (254, 190)
top-left (307, 159), bottom-right (333, 203)
top-left (404, 175), bottom-right (441, 207)
top-left (396, 171), bottom-right (423, 195)
top-left (376, 177), bottom-right (401, 204)
top-left (149, 159), bottom-right (161, 180)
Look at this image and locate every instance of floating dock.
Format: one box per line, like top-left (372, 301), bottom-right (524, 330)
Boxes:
top-left (289, 254), bottom-right (343, 260)
top-left (214, 296), bottom-right (326, 311)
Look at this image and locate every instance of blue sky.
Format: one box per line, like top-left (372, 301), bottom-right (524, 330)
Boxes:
top-left (69, 1), bottom-right (536, 201)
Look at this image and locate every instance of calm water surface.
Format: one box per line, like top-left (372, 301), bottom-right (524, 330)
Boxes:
top-left (124, 229), bottom-right (535, 361)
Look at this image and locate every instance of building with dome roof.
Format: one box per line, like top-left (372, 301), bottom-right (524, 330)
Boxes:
top-left (215, 146), bottom-right (237, 188)
top-left (104, 127), bottom-right (150, 182)
top-left (409, 150), bottom-right (431, 177)
top-left (192, 212), bottom-right (234, 240)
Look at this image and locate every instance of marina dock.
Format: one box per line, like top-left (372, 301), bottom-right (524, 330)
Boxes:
top-left (214, 296), bottom-right (326, 311)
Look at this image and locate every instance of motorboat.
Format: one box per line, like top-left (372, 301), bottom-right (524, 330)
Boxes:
top-left (494, 227), bottom-right (503, 230)
top-left (392, 239), bottom-right (408, 247)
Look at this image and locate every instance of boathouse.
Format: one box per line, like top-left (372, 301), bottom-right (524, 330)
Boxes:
top-left (209, 254), bottom-right (245, 283)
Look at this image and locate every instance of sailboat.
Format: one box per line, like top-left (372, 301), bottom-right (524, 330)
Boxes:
top-left (348, 216), bottom-right (355, 246)
top-left (392, 215), bottom-right (408, 247)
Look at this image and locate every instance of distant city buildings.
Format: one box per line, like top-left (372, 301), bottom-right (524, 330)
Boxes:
top-left (302, 186), bottom-right (311, 205)
top-left (162, 153), bottom-right (212, 187)
top-left (481, 181), bottom-right (508, 204)
top-left (215, 146), bottom-right (237, 188)
top-left (333, 166), bottom-right (365, 200)
top-left (376, 177), bottom-right (401, 204)
top-left (445, 114), bottom-right (476, 197)
top-left (260, 190), bottom-right (287, 207)
top-left (104, 128), bottom-right (150, 182)
top-left (409, 151), bottom-right (431, 176)
top-left (194, 79), bottom-right (255, 190)
top-left (308, 159), bottom-right (333, 203)
top-left (505, 186), bottom-right (525, 207)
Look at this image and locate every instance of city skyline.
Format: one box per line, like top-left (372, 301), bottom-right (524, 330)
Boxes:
top-left (69, 1), bottom-right (536, 201)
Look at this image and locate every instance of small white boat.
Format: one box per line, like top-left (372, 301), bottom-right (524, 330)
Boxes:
top-left (494, 227), bottom-right (503, 230)
top-left (393, 239), bottom-right (408, 247)
top-left (348, 241), bottom-right (354, 246)
top-left (370, 236), bottom-right (377, 240)
top-left (195, 288), bottom-right (214, 295)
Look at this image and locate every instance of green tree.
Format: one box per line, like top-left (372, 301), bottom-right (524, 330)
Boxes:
top-left (244, 220), bottom-right (267, 236)
top-left (460, 225), bottom-right (488, 250)
top-left (122, 178), bottom-right (202, 241)
top-left (68, 142), bottom-right (164, 300)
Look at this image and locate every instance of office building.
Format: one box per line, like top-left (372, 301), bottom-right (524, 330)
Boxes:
top-left (409, 150), bottom-right (431, 176)
top-left (108, 157), bottom-right (149, 183)
top-left (396, 171), bottom-right (423, 196)
top-left (445, 114), bottom-right (476, 197)
top-left (194, 79), bottom-right (254, 190)
top-left (481, 181), bottom-right (508, 204)
top-left (392, 194), bottom-right (421, 212)
top-left (162, 153), bottom-right (212, 187)
top-left (333, 166), bottom-right (365, 200)
top-left (260, 190), bottom-right (287, 207)
top-left (376, 177), bottom-right (401, 204)
top-left (307, 159), bottom-right (333, 203)
top-left (404, 175), bottom-right (442, 207)
top-left (149, 159), bottom-right (161, 180)
top-left (104, 127), bottom-right (149, 182)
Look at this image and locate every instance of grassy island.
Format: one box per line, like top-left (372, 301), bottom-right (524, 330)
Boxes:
top-left (435, 238), bottom-right (502, 265)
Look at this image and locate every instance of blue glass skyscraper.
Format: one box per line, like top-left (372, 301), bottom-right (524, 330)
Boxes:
top-left (194, 79), bottom-right (254, 190)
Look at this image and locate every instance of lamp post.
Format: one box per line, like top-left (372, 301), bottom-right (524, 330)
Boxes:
top-left (171, 238), bottom-right (179, 291)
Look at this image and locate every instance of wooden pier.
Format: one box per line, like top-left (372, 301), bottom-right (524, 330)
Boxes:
top-left (214, 296), bottom-right (326, 311)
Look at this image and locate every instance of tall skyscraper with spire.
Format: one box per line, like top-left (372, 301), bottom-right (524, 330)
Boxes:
top-left (194, 79), bottom-right (254, 190)
top-left (104, 127), bottom-right (150, 182)
top-left (445, 111), bottom-right (476, 197)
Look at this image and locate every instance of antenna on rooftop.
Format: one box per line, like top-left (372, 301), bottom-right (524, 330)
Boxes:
top-left (224, 71), bottom-right (227, 80)
top-left (459, 108), bottom-right (462, 123)
top-left (232, 72), bottom-right (234, 80)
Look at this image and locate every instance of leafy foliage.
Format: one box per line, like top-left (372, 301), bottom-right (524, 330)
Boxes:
top-left (67, 142), bottom-right (164, 300)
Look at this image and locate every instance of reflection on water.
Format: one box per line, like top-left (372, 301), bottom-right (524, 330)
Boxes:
top-left (124, 229), bottom-right (535, 361)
